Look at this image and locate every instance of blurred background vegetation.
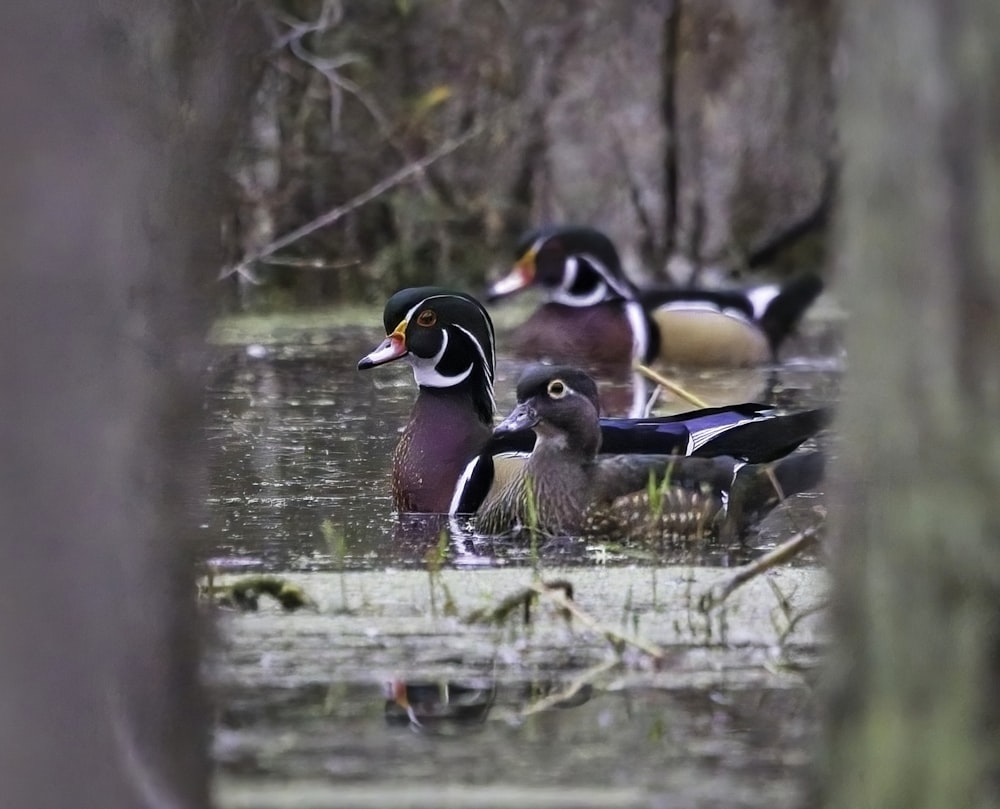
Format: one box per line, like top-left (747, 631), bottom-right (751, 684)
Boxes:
top-left (221, 0), bottom-right (838, 311)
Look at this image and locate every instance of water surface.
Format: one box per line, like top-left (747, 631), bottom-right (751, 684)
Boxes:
top-left (204, 306), bottom-right (842, 808)
top-left (203, 315), bottom-right (840, 570)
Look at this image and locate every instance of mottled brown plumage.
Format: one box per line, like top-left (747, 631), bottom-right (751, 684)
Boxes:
top-left (475, 365), bottom-right (825, 544)
top-left (584, 482), bottom-right (726, 545)
top-left (475, 365), bottom-right (733, 537)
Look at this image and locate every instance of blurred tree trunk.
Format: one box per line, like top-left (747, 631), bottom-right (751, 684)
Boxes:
top-left (825, 1), bottom-right (1000, 806)
top-left (669, 0), bottom-right (837, 276)
top-left (224, 1), bottom-right (840, 305)
top-left (0, 3), bottom-right (257, 808)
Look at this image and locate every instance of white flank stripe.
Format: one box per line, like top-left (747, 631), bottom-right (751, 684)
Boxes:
top-left (449, 455), bottom-right (483, 515)
top-left (624, 300), bottom-right (649, 360)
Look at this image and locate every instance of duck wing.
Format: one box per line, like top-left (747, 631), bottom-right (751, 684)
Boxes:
top-left (590, 454), bottom-right (738, 503)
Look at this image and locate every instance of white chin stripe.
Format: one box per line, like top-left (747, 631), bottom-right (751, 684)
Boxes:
top-left (533, 428), bottom-right (569, 450)
top-left (410, 329), bottom-right (473, 388)
top-left (551, 257), bottom-right (611, 307)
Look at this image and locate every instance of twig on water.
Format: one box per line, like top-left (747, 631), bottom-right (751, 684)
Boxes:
top-left (529, 581), bottom-right (666, 663)
top-left (634, 363), bottom-right (710, 409)
top-left (465, 578), bottom-right (665, 664)
top-left (766, 577), bottom-right (828, 646)
top-left (698, 524), bottom-right (822, 613)
top-left (465, 579), bottom-right (574, 627)
top-left (519, 658), bottom-right (620, 717)
top-left (220, 125), bottom-right (484, 282)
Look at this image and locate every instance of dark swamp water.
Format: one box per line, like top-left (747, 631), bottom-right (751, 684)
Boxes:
top-left (204, 301), bottom-right (843, 809)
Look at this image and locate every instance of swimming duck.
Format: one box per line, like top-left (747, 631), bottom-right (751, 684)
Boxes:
top-left (359, 288), bottom-right (828, 515)
top-left (489, 225), bottom-right (823, 415)
top-left (474, 364), bottom-right (825, 543)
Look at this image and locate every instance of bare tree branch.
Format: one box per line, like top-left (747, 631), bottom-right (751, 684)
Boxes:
top-left (531, 581), bottom-right (666, 663)
top-left (634, 362), bottom-right (710, 409)
top-left (219, 124), bottom-right (484, 281)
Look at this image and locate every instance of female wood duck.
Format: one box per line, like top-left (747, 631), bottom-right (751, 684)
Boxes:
top-left (359, 288), bottom-right (829, 516)
top-left (474, 365), bottom-right (825, 542)
top-left (488, 225), bottom-right (823, 414)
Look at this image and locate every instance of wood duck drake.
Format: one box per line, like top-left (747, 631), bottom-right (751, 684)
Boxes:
top-left (358, 287), bottom-right (496, 513)
top-left (359, 288), bottom-right (830, 515)
top-left (488, 225), bottom-right (824, 414)
top-left (474, 365), bottom-right (826, 543)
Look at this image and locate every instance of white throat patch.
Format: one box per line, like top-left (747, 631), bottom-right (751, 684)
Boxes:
top-left (550, 257), bottom-right (610, 307)
top-left (409, 329), bottom-right (473, 388)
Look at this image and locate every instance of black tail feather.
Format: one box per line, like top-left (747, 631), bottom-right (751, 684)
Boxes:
top-left (695, 406), bottom-right (832, 464)
top-left (723, 448), bottom-right (827, 539)
top-left (758, 274), bottom-right (824, 355)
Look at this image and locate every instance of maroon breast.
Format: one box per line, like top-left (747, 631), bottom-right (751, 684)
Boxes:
top-left (391, 392), bottom-right (492, 513)
top-left (507, 302), bottom-right (633, 372)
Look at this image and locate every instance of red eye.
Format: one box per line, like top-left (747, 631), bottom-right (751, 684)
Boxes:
top-left (416, 309), bottom-right (437, 327)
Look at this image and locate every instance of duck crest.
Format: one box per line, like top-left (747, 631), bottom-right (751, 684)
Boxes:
top-left (360, 286), bottom-right (499, 512)
top-left (387, 287), bottom-right (496, 425)
top-left (427, 320), bottom-right (495, 425)
top-left (526, 225), bottom-right (638, 307)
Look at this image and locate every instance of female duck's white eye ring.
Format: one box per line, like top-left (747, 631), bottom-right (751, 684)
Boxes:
top-left (547, 379), bottom-right (567, 399)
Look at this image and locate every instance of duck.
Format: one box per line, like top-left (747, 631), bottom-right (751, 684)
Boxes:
top-left (358, 287), bottom-right (496, 513)
top-left (473, 364), bottom-right (825, 543)
top-left (358, 288), bottom-right (829, 515)
top-left (384, 679), bottom-right (495, 728)
top-left (488, 225), bottom-right (824, 415)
